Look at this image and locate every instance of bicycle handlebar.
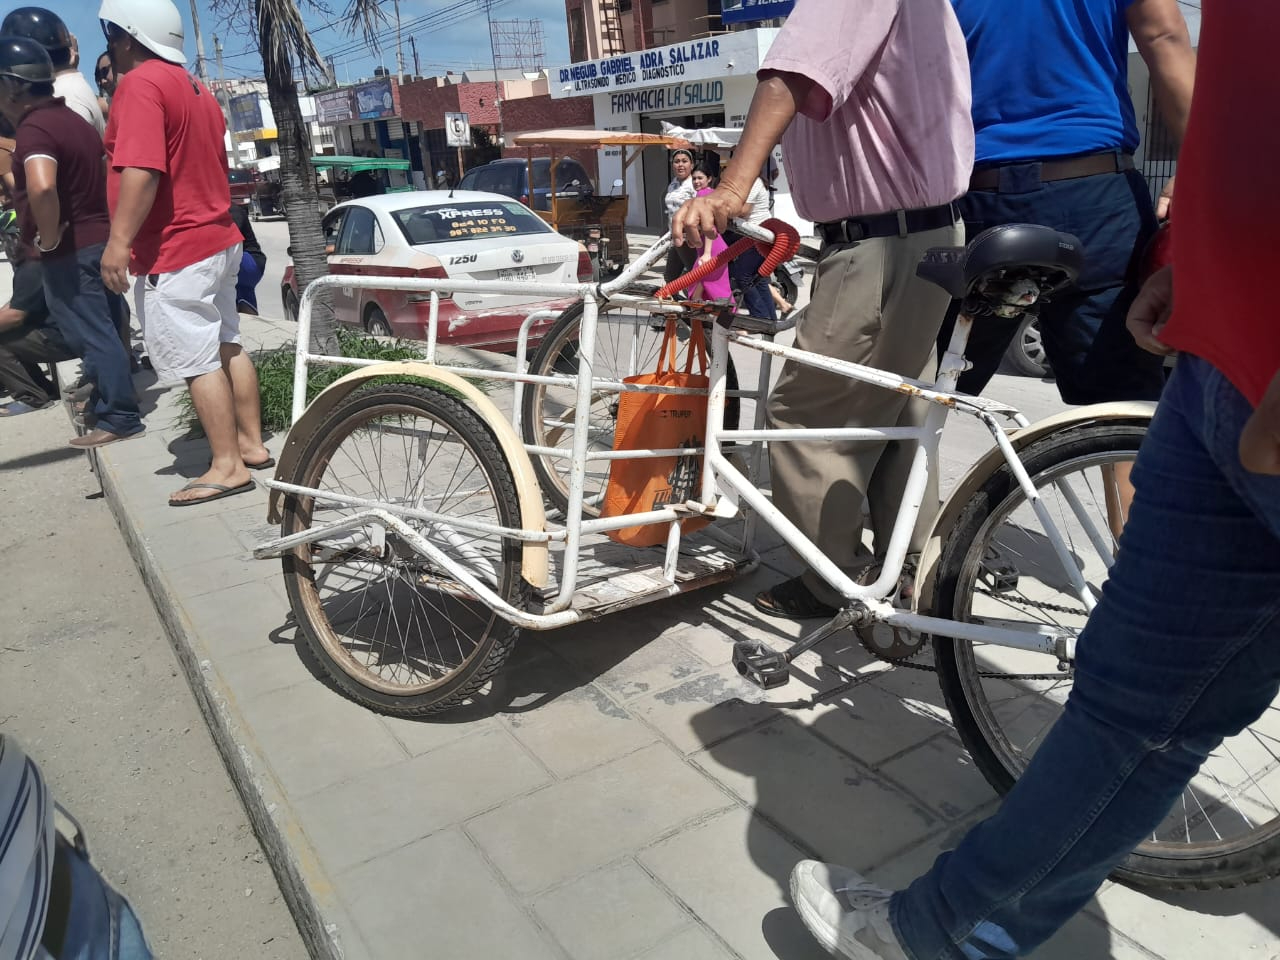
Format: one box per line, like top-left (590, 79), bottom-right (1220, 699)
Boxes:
top-left (655, 217), bottom-right (801, 300)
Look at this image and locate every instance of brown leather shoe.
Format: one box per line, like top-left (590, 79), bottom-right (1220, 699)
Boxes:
top-left (68, 427), bottom-right (144, 449)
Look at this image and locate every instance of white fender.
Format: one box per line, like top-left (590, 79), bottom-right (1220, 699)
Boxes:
top-left (913, 401), bottom-right (1156, 614)
top-left (267, 363), bottom-right (549, 589)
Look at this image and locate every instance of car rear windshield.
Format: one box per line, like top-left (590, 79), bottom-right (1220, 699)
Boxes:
top-left (392, 201), bottom-right (553, 245)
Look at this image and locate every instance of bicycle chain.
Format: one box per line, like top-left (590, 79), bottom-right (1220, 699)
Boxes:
top-left (974, 587), bottom-right (1089, 618)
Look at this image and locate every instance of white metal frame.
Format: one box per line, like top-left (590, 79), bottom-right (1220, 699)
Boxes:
top-left (261, 221), bottom-right (1101, 662)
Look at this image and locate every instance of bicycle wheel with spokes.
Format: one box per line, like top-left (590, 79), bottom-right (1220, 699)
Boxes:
top-left (280, 383), bottom-right (526, 717)
top-left (932, 422), bottom-right (1280, 890)
top-left (521, 299), bottom-right (739, 516)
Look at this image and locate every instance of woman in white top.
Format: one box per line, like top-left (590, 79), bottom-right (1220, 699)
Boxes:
top-left (663, 149), bottom-right (697, 284)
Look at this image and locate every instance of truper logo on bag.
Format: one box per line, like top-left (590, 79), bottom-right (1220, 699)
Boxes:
top-left (651, 440), bottom-right (702, 507)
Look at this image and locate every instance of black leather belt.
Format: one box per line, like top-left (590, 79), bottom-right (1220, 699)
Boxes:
top-left (969, 151), bottom-right (1135, 191)
top-left (817, 202), bottom-right (958, 246)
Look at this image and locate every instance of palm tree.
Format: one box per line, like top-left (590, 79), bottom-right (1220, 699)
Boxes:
top-left (249, 0), bottom-right (384, 351)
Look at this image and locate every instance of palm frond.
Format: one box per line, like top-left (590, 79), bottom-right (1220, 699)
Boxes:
top-left (342, 0), bottom-right (390, 46)
top-left (255, 0), bottom-right (327, 78)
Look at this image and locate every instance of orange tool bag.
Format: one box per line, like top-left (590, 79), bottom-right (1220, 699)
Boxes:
top-left (601, 318), bottom-right (713, 546)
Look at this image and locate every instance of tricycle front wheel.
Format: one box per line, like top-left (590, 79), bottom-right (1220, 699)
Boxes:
top-left (932, 421), bottom-right (1280, 890)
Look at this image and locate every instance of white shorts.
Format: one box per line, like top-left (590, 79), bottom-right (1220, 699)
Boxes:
top-left (135, 243), bottom-right (244, 384)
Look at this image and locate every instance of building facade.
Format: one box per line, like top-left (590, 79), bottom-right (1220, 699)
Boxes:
top-left (550, 28), bottom-right (808, 233)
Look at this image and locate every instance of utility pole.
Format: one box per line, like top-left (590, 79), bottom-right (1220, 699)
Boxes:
top-left (187, 0), bottom-right (211, 86)
top-left (408, 35), bottom-right (421, 78)
top-left (484, 0), bottom-right (504, 147)
top-left (394, 0), bottom-right (405, 83)
top-left (213, 35), bottom-right (231, 116)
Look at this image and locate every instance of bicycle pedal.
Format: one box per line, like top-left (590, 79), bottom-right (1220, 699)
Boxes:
top-left (732, 641), bottom-right (790, 690)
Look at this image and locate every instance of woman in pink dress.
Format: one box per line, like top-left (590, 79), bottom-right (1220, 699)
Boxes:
top-left (690, 165), bottom-right (733, 303)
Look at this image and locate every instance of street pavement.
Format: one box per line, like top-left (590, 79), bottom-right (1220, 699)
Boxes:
top-left (0, 347), bottom-right (306, 957)
top-left (4, 225), bottom-right (1278, 960)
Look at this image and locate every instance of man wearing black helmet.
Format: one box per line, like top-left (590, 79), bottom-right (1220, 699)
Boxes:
top-left (0, 8), bottom-right (104, 134)
top-left (0, 34), bottom-right (142, 446)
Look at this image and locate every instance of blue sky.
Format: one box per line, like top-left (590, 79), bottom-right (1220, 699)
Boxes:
top-left (60, 0), bottom-right (572, 91)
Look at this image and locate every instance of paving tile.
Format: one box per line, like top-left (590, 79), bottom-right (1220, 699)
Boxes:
top-left (878, 736), bottom-right (996, 821)
top-left (629, 662), bottom-right (850, 757)
top-left (163, 553), bottom-right (271, 599)
top-left (466, 743), bottom-right (732, 894)
top-left (211, 638), bottom-right (314, 702)
top-left (221, 506), bottom-right (286, 556)
top-left (669, 622), bottom-right (740, 667)
top-left (502, 678), bottom-right (658, 779)
top-left (379, 711), bottom-right (501, 757)
top-left (545, 628), bottom-right (714, 702)
top-left (179, 578), bottom-right (293, 657)
top-left (692, 716), bottom-right (937, 869)
top-left (801, 680), bottom-right (954, 768)
top-left (532, 860), bottom-right (689, 960)
top-left (638, 807), bottom-right (829, 960)
top-left (1099, 878), bottom-right (1280, 960)
top-left (143, 514), bottom-right (248, 567)
top-left (238, 680), bottom-right (408, 798)
top-left (335, 828), bottom-right (560, 960)
top-left (295, 726), bottom-right (549, 873)
top-left (632, 926), bottom-right (734, 960)
top-left (867, 663), bottom-right (957, 718)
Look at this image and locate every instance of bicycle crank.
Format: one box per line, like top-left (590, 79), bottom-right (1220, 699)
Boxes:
top-left (732, 608), bottom-right (859, 691)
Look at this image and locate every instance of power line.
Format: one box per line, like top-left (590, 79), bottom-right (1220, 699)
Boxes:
top-left (204, 0), bottom-right (527, 87)
top-left (319, 0), bottom-right (509, 63)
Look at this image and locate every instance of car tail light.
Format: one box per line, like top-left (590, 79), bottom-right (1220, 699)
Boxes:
top-left (577, 250), bottom-right (594, 282)
top-left (406, 265), bottom-right (453, 301)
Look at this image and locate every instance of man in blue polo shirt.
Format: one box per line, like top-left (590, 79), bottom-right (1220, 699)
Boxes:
top-left (937, 0), bottom-right (1196, 404)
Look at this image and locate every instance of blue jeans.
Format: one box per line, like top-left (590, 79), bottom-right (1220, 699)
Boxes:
top-left (936, 166), bottom-right (1165, 404)
top-left (41, 243), bottom-right (142, 436)
top-left (892, 355), bottom-right (1280, 959)
top-left (728, 243), bottom-right (777, 320)
top-left (235, 252), bottom-right (264, 312)
top-left (40, 836), bottom-right (152, 959)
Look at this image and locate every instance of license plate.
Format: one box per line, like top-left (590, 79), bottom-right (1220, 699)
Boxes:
top-left (498, 267), bottom-right (537, 282)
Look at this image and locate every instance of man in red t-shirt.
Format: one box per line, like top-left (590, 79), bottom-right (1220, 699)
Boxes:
top-left (782, 3), bottom-right (1280, 958)
top-left (0, 35), bottom-right (142, 445)
top-left (98, 0), bottom-right (270, 507)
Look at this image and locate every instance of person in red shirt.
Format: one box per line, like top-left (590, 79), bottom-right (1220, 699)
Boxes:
top-left (98, 0), bottom-right (270, 507)
top-left (781, 3), bottom-right (1280, 957)
top-left (0, 35), bottom-right (142, 445)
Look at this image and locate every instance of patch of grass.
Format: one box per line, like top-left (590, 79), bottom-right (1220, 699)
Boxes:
top-left (173, 330), bottom-right (489, 435)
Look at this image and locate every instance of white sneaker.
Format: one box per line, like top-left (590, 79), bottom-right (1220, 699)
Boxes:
top-left (790, 860), bottom-right (910, 960)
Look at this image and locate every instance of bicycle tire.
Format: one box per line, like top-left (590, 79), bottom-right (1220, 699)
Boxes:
top-left (521, 298), bottom-right (740, 517)
top-left (280, 382), bottom-right (526, 717)
top-left (932, 421), bottom-right (1280, 889)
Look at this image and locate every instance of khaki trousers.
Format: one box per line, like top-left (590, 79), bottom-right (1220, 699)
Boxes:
top-left (766, 221), bottom-right (963, 606)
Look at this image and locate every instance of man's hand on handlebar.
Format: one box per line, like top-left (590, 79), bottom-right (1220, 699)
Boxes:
top-left (672, 185), bottom-right (745, 249)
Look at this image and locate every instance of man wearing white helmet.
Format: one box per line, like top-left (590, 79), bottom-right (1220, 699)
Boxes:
top-left (98, 0), bottom-right (271, 507)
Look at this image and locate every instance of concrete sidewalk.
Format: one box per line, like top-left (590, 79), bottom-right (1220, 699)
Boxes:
top-left (65, 309), bottom-right (1280, 960)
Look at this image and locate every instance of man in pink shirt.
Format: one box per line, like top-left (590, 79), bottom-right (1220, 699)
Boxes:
top-left (675, 0), bottom-right (973, 619)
